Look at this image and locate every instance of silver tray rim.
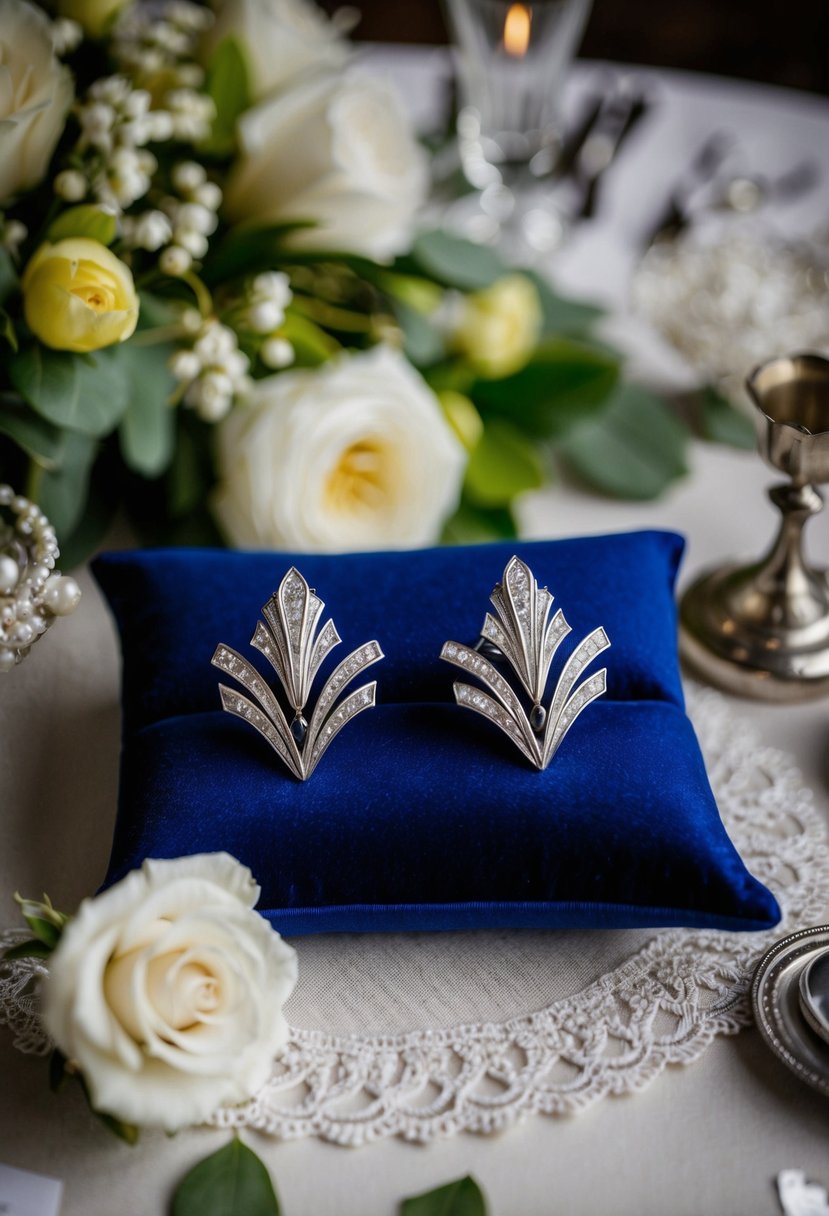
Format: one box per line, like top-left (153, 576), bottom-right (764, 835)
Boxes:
top-left (751, 924), bottom-right (829, 1097)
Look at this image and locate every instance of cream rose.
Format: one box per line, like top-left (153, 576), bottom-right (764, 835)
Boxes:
top-left (202, 0), bottom-right (347, 101)
top-left (22, 238), bottom-right (139, 352)
top-left (214, 344), bottom-right (467, 551)
top-left (224, 71), bottom-right (428, 260)
top-left (451, 274), bottom-right (543, 378)
top-left (42, 853), bottom-right (298, 1132)
top-left (0, 0), bottom-right (73, 203)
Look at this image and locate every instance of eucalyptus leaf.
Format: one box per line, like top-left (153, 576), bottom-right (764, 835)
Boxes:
top-left (118, 342), bottom-right (177, 476)
top-left (464, 419), bottom-right (543, 507)
top-left (0, 400), bottom-right (64, 467)
top-left (411, 229), bottom-right (504, 291)
top-left (700, 386), bottom-right (757, 450)
top-left (47, 205), bottom-right (118, 246)
top-left (9, 345), bottom-right (130, 437)
top-left (522, 269), bottom-right (603, 337)
top-left (559, 383), bottom-right (689, 499)
top-left (401, 1175), bottom-right (488, 1216)
top-left (396, 300), bottom-right (445, 366)
top-left (171, 1138), bottom-right (280, 1216)
top-left (37, 430), bottom-right (97, 539)
top-left (203, 36), bottom-right (252, 154)
top-left (472, 338), bottom-right (619, 438)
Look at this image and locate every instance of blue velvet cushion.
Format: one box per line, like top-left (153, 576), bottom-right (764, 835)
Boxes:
top-left (93, 533), bottom-right (780, 935)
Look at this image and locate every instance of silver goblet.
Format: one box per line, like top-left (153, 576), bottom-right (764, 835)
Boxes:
top-left (680, 353), bottom-right (829, 700)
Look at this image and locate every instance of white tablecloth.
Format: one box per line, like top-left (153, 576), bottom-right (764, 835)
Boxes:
top-left (2, 51), bottom-right (829, 1216)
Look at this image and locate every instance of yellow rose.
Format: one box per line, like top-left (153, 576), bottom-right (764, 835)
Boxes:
top-left (453, 274), bottom-right (542, 378)
top-left (22, 238), bottom-right (139, 353)
top-left (57, 0), bottom-right (129, 38)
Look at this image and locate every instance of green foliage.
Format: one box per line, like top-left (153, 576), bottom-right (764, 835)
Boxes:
top-left (3, 939), bottom-right (53, 960)
top-left (559, 384), bottom-right (689, 500)
top-left (0, 400), bottom-right (64, 467)
top-left (37, 430), bottom-right (98, 537)
top-left (13, 892), bottom-right (68, 947)
top-left (410, 230), bottom-right (504, 291)
top-left (0, 249), bottom-right (18, 304)
top-left (279, 311), bottom-right (340, 366)
top-left (47, 205), bottom-right (118, 246)
top-left (118, 342), bottom-right (177, 476)
top-left (443, 500), bottom-right (518, 543)
top-left (396, 300), bottom-right (445, 366)
top-left (0, 306), bottom-right (18, 351)
top-left (203, 37), bottom-right (252, 156)
top-left (9, 345), bottom-right (131, 437)
top-left (171, 1137), bottom-right (280, 1216)
top-left (699, 386), bottom-right (756, 449)
top-left (471, 339), bottom-right (620, 438)
top-left (203, 223), bottom-right (316, 285)
top-left (464, 419), bottom-right (543, 507)
top-left (522, 269), bottom-right (603, 337)
top-left (401, 1176), bottom-right (488, 1216)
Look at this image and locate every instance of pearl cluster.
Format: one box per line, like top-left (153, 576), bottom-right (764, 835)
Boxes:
top-left (0, 485), bottom-right (81, 674)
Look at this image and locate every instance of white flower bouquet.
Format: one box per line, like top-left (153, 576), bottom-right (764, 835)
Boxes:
top-left (0, 0), bottom-right (749, 568)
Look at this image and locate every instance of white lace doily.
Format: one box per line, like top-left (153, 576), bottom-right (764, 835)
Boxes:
top-left (2, 685), bottom-right (827, 1146)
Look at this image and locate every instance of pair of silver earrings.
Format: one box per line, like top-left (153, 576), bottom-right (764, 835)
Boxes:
top-left (212, 559), bottom-right (610, 782)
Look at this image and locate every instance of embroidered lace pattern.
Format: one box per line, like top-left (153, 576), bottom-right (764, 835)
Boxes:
top-left (2, 685), bottom-right (827, 1145)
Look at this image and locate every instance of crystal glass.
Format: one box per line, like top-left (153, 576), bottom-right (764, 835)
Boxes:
top-left (443, 0), bottom-right (592, 251)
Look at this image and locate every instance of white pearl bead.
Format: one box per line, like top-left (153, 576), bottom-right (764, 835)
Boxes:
top-left (0, 648), bottom-right (15, 672)
top-left (0, 554), bottom-right (19, 595)
top-left (12, 622), bottom-right (33, 646)
top-left (0, 606), bottom-right (14, 628)
top-left (45, 575), bottom-right (82, 616)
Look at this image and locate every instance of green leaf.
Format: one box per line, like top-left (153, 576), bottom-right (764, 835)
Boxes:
top-left (464, 419), bottom-right (543, 507)
top-left (699, 386), bottom-right (756, 450)
top-left (171, 1138), bottom-right (280, 1216)
top-left (118, 342), bottom-right (177, 476)
top-left (47, 205), bottom-right (118, 246)
top-left (442, 501), bottom-right (517, 544)
top-left (202, 222), bottom-right (316, 285)
top-left (472, 338), bottom-right (619, 438)
top-left (279, 311), bottom-right (339, 367)
top-left (9, 345), bottom-right (131, 437)
top-left (396, 300), bottom-right (445, 366)
top-left (0, 248), bottom-right (18, 304)
top-left (522, 270), bottom-right (603, 337)
top-left (411, 230), bottom-right (504, 291)
top-left (558, 383), bottom-right (689, 500)
top-left (401, 1175), bottom-right (488, 1216)
top-left (0, 400), bottom-right (64, 467)
top-left (166, 416), bottom-right (212, 518)
top-left (3, 939), bottom-right (53, 960)
top-left (203, 36), bottom-right (252, 155)
top-left (54, 472), bottom-right (118, 568)
top-left (0, 306), bottom-right (18, 351)
top-left (37, 430), bottom-right (98, 538)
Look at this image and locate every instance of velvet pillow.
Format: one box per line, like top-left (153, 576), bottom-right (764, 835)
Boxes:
top-left (93, 532), bottom-right (780, 935)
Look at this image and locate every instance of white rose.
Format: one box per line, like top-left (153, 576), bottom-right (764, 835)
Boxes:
top-left (202, 0), bottom-right (347, 101)
top-left (0, 0), bottom-right (74, 203)
top-left (224, 71), bottom-right (429, 260)
top-left (214, 344), bottom-right (467, 552)
top-left (42, 853), bottom-right (298, 1132)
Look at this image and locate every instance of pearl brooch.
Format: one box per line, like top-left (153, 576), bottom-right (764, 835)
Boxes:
top-left (0, 484), bottom-right (81, 672)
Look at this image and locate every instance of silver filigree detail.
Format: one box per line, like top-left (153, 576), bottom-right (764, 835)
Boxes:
top-left (441, 556), bottom-right (610, 770)
top-left (212, 568), bottom-right (383, 781)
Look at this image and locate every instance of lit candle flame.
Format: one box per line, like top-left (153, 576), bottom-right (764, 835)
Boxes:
top-left (503, 3), bottom-right (532, 57)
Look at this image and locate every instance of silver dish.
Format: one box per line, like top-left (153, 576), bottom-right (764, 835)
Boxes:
top-left (751, 925), bottom-right (829, 1096)
top-left (799, 949), bottom-right (829, 1048)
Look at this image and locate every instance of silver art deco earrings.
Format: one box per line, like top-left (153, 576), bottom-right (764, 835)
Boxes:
top-left (214, 557), bottom-right (609, 778)
top-left (440, 556), bottom-right (610, 771)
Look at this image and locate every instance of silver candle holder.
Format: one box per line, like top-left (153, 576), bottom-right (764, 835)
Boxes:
top-left (680, 353), bottom-right (829, 700)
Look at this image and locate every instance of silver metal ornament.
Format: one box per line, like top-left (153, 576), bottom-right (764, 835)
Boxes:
top-left (441, 555), bottom-right (610, 770)
top-left (212, 567), bottom-right (383, 781)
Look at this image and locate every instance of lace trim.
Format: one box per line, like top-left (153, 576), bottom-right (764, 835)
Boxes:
top-left (2, 685), bottom-right (827, 1145)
